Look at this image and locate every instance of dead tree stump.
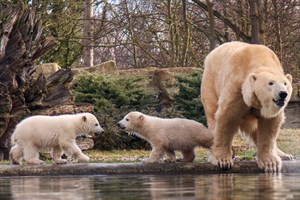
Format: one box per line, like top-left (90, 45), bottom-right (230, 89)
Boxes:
top-left (0, 2), bottom-right (92, 159)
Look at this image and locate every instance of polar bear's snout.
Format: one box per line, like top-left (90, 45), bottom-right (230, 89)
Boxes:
top-left (93, 126), bottom-right (104, 137)
top-left (117, 121), bottom-right (126, 130)
top-left (273, 91), bottom-right (288, 107)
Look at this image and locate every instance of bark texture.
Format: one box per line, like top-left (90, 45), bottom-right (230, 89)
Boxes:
top-left (0, 2), bottom-right (91, 159)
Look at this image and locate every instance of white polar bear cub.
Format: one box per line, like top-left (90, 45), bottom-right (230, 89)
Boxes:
top-left (9, 113), bottom-right (104, 165)
top-left (118, 111), bottom-right (213, 163)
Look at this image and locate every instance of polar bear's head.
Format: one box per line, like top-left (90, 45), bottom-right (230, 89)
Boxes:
top-left (242, 71), bottom-right (292, 118)
top-left (117, 111), bottom-right (145, 133)
top-left (80, 113), bottom-right (104, 137)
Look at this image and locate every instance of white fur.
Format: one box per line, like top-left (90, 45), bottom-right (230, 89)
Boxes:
top-left (201, 41), bottom-right (293, 172)
top-left (242, 71), bottom-right (292, 118)
top-left (9, 113), bottom-right (104, 165)
top-left (118, 111), bottom-right (213, 163)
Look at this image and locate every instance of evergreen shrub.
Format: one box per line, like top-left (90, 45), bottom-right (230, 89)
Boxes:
top-left (173, 71), bottom-right (206, 125)
top-left (73, 70), bottom-right (206, 150)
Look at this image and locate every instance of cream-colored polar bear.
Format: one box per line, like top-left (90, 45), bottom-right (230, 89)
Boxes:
top-left (118, 111), bottom-right (213, 163)
top-left (9, 113), bottom-right (104, 165)
top-left (201, 41), bottom-right (293, 172)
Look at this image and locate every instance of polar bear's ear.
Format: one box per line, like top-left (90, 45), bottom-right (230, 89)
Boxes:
top-left (139, 114), bottom-right (144, 121)
top-left (242, 73), bottom-right (257, 107)
top-left (286, 74), bottom-right (292, 83)
top-left (249, 74), bottom-right (257, 84)
top-left (82, 115), bottom-right (87, 122)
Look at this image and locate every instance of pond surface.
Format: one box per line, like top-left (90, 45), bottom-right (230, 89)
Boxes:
top-left (0, 173), bottom-right (299, 200)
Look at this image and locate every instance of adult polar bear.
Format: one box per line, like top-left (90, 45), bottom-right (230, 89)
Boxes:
top-left (10, 113), bottom-right (104, 165)
top-left (201, 41), bottom-right (293, 172)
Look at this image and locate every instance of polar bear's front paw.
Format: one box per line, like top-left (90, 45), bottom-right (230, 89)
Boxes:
top-left (279, 153), bottom-right (294, 161)
top-left (27, 159), bottom-right (45, 165)
top-left (164, 158), bottom-right (176, 163)
top-left (276, 149), bottom-right (294, 160)
top-left (143, 158), bottom-right (159, 163)
top-left (54, 159), bottom-right (68, 164)
top-left (257, 154), bottom-right (282, 172)
top-left (211, 155), bottom-right (233, 170)
top-left (77, 154), bottom-right (90, 163)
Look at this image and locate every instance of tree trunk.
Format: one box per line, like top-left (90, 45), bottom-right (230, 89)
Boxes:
top-left (181, 0), bottom-right (191, 65)
top-left (83, 0), bottom-right (94, 67)
top-left (206, 0), bottom-right (217, 50)
top-left (124, 0), bottom-right (138, 68)
top-left (167, 0), bottom-right (181, 66)
top-left (0, 2), bottom-right (90, 159)
top-left (271, 0), bottom-right (283, 60)
top-left (259, 0), bottom-right (267, 44)
top-left (249, 0), bottom-right (261, 44)
top-left (222, 1), bottom-right (230, 42)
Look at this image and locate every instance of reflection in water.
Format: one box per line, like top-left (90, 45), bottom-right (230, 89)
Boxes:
top-left (0, 173), bottom-right (300, 200)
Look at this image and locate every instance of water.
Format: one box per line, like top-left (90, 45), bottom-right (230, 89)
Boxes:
top-left (0, 173), bottom-right (300, 200)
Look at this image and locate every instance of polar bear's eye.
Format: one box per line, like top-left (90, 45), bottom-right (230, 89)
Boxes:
top-left (95, 123), bottom-right (98, 126)
top-left (284, 82), bottom-right (287, 86)
top-left (268, 82), bottom-right (274, 86)
top-left (126, 118), bottom-right (129, 121)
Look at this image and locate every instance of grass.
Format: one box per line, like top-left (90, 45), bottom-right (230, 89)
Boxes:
top-left (85, 147), bottom-right (211, 163)
top-left (276, 128), bottom-right (300, 158)
top-left (84, 128), bottom-right (300, 163)
top-left (1, 129), bottom-right (299, 164)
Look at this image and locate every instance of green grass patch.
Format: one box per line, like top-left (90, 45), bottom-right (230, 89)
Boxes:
top-left (277, 128), bottom-right (300, 158)
top-left (85, 148), bottom-right (211, 163)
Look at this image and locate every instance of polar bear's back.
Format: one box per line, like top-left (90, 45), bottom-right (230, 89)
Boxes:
top-left (166, 118), bottom-right (212, 148)
top-left (11, 114), bottom-right (79, 147)
top-left (204, 42), bottom-right (282, 76)
top-left (145, 116), bottom-right (212, 149)
top-left (15, 115), bottom-right (75, 132)
top-left (202, 41), bottom-right (283, 97)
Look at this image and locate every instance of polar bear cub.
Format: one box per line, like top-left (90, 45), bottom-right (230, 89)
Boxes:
top-left (9, 113), bottom-right (104, 165)
top-left (118, 111), bottom-right (213, 163)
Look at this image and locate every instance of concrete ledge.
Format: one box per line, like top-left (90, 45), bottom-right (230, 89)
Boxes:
top-left (0, 160), bottom-right (299, 176)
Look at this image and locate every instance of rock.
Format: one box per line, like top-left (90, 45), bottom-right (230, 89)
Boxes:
top-left (0, 160), bottom-right (299, 176)
top-left (30, 103), bottom-right (94, 116)
top-left (72, 60), bottom-right (118, 75)
top-left (284, 83), bottom-right (300, 128)
top-left (32, 63), bottom-right (61, 79)
top-left (283, 102), bottom-right (300, 129)
top-left (290, 83), bottom-right (300, 102)
top-left (76, 137), bottom-right (95, 150)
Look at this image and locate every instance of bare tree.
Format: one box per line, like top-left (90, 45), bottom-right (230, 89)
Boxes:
top-left (206, 0), bottom-right (217, 50)
top-left (167, 0), bottom-right (180, 66)
top-left (249, 0), bottom-right (261, 44)
top-left (73, 0), bottom-right (299, 78)
top-left (83, 0), bottom-right (94, 67)
top-left (192, 0), bottom-right (251, 42)
top-left (271, 0), bottom-right (283, 60)
top-left (181, 0), bottom-right (191, 65)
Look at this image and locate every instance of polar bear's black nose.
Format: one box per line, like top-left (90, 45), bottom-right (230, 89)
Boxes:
top-left (117, 122), bottom-right (125, 129)
top-left (279, 91), bottom-right (288, 99)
